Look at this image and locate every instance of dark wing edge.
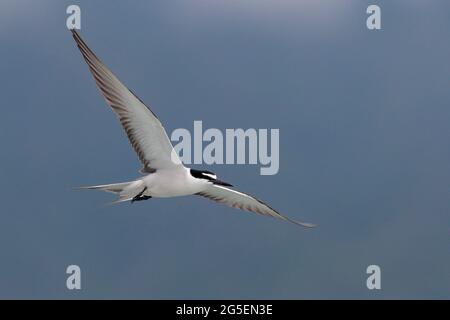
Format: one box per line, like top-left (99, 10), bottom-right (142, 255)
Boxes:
top-left (70, 29), bottom-right (167, 172)
top-left (196, 186), bottom-right (317, 228)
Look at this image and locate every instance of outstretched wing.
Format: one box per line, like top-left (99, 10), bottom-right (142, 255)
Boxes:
top-left (196, 184), bottom-right (316, 228)
top-left (71, 30), bottom-right (182, 172)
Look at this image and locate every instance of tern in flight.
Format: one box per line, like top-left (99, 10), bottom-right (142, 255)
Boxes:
top-left (71, 30), bottom-right (315, 228)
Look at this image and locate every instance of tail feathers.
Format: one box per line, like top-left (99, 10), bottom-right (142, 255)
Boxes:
top-left (77, 180), bottom-right (146, 204)
top-left (77, 182), bottom-right (132, 194)
top-left (107, 196), bottom-right (135, 205)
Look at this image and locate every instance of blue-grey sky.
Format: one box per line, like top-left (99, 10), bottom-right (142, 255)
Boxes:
top-left (0, 0), bottom-right (449, 299)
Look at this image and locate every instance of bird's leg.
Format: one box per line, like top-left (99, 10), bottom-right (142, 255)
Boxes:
top-left (131, 187), bottom-right (151, 203)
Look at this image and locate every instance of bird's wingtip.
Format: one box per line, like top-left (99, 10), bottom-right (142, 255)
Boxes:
top-left (300, 222), bottom-right (317, 228)
top-left (284, 217), bottom-right (317, 229)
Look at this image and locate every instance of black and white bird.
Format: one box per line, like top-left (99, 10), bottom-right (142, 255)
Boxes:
top-left (71, 30), bottom-right (315, 228)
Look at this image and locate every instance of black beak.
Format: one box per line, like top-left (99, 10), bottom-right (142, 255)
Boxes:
top-left (213, 179), bottom-right (233, 187)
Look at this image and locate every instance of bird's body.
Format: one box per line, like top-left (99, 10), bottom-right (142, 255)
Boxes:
top-left (71, 29), bottom-right (315, 228)
top-left (141, 168), bottom-right (208, 198)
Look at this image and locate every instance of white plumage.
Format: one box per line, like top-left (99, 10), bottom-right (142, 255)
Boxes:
top-left (72, 30), bottom-right (315, 228)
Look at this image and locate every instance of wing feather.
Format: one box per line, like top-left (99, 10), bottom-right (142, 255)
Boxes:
top-left (71, 30), bottom-right (182, 171)
top-left (197, 184), bottom-right (316, 228)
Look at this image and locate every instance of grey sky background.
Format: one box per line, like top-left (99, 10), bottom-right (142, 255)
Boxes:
top-left (0, 0), bottom-right (449, 299)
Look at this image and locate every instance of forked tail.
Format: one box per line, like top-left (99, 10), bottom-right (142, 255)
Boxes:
top-left (77, 180), bottom-right (146, 203)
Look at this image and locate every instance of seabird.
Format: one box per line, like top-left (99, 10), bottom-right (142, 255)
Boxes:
top-left (71, 30), bottom-right (315, 228)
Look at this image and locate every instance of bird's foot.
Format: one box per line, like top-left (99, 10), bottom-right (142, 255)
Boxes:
top-left (131, 195), bottom-right (152, 203)
top-left (131, 187), bottom-right (151, 203)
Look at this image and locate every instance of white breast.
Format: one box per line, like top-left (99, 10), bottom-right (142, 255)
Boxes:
top-left (142, 167), bottom-right (208, 198)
